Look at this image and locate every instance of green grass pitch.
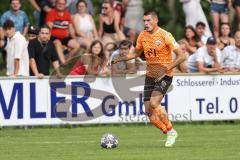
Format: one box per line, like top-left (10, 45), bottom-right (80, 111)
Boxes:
top-left (0, 123), bottom-right (240, 160)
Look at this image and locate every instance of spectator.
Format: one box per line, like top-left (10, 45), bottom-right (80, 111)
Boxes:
top-left (187, 36), bottom-right (222, 73)
top-left (210, 0), bottom-right (232, 38)
top-left (233, 0), bottom-right (240, 30)
top-left (70, 40), bottom-right (109, 76)
top-left (221, 31), bottom-right (240, 72)
top-left (38, 0), bottom-right (56, 27)
top-left (110, 39), bottom-right (136, 75)
top-left (98, 0), bottom-right (125, 45)
top-left (73, 0), bottom-right (98, 48)
top-left (182, 25), bottom-right (203, 55)
top-left (173, 40), bottom-right (189, 73)
top-left (124, 0), bottom-right (144, 42)
top-left (180, 0), bottom-right (212, 37)
top-left (66, 0), bottom-right (94, 15)
top-left (27, 25), bottom-right (39, 41)
top-left (195, 21), bottom-right (210, 44)
top-left (0, 0), bottom-right (29, 37)
top-left (3, 19), bottom-right (29, 76)
top-left (217, 23), bottom-right (235, 50)
top-left (46, 0), bottom-right (80, 64)
top-left (29, 0), bottom-right (42, 26)
top-left (28, 25), bottom-right (61, 78)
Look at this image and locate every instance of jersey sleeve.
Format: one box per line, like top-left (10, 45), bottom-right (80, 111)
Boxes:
top-left (165, 32), bottom-right (179, 50)
top-left (135, 32), bottom-right (144, 51)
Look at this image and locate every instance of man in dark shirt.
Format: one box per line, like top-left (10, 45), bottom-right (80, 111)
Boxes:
top-left (28, 25), bottom-right (62, 78)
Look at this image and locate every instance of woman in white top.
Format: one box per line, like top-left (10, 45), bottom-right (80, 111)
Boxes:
top-left (73, 0), bottom-right (98, 48)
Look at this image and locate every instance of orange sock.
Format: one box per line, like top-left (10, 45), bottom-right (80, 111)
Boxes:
top-left (158, 107), bottom-right (173, 131)
top-left (149, 112), bottom-right (168, 134)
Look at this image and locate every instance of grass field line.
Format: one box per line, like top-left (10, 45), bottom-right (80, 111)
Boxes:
top-left (0, 139), bottom-right (184, 145)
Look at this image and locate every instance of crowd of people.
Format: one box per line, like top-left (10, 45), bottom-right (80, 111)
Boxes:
top-left (0, 0), bottom-right (240, 78)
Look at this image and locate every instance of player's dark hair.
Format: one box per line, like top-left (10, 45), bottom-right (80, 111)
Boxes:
top-left (196, 21), bottom-right (206, 28)
top-left (119, 40), bottom-right (132, 49)
top-left (3, 19), bottom-right (15, 30)
top-left (144, 11), bottom-right (158, 19)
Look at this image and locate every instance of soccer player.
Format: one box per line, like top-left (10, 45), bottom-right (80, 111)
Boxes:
top-left (112, 11), bottom-right (185, 147)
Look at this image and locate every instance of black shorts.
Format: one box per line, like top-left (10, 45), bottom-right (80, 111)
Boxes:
top-left (143, 75), bottom-right (172, 102)
top-left (51, 36), bottom-right (71, 46)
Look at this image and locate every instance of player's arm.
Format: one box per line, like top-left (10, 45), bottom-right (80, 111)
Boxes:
top-left (166, 47), bottom-right (186, 71)
top-left (111, 48), bottom-right (142, 64)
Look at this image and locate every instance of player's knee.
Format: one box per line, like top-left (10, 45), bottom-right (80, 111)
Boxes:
top-left (149, 100), bottom-right (159, 109)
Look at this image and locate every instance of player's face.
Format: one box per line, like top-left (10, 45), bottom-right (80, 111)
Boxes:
top-left (143, 15), bottom-right (158, 32)
top-left (39, 28), bottom-right (50, 43)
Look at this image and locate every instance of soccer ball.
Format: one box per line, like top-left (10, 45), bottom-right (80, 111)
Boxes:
top-left (100, 133), bottom-right (118, 149)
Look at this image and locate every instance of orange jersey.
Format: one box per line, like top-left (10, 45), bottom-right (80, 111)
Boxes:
top-left (136, 27), bottom-right (179, 78)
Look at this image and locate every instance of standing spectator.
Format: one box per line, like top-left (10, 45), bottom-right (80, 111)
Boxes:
top-left (195, 21), bottom-right (210, 44)
top-left (29, 0), bottom-right (42, 26)
top-left (0, 0), bottom-right (29, 37)
top-left (221, 31), bottom-right (240, 72)
top-left (180, 0), bottom-right (212, 38)
top-left (70, 40), bottom-right (109, 76)
top-left (28, 25), bottom-right (62, 78)
top-left (73, 0), bottom-right (98, 48)
top-left (182, 25), bottom-right (203, 55)
top-left (46, 0), bottom-right (80, 64)
top-left (217, 23), bottom-right (235, 50)
top-left (110, 39), bottom-right (136, 75)
top-left (98, 0), bottom-right (125, 45)
top-left (210, 0), bottom-right (232, 38)
top-left (187, 37), bottom-right (222, 73)
top-left (3, 19), bottom-right (29, 76)
top-left (66, 0), bottom-right (94, 15)
top-left (124, 0), bottom-right (144, 42)
top-left (233, 0), bottom-right (240, 30)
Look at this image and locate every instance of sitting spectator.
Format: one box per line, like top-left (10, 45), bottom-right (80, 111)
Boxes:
top-left (66, 0), bottom-right (94, 15)
top-left (73, 0), bottom-right (98, 48)
top-left (182, 25), bottom-right (203, 55)
top-left (217, 23), bottom-right (235, 50)
top-left (98, 0), bottom-right (125, 45)
top-left (187, 36), bottom-right (222, 73)
top-left (221, 31), bottom-right (240, 72)
top-left (173, 40), bottom-right (189, 73)
top-left (195, 21), bottom-right (210, 44)
top-left (70, 40), bottom-right (109, 76)
top-left (27, 25), bottom-right (39, 41)
top-left (209, 0), bottom-right (231, 38)
top-left (0, 0), bottom-right (29, 37)
top-left (46, 0), bottom-right (80, 65)
top-left (28, 25), bottom-right (62, 78)
top-left (110, 39), bottom-right (136, 75)
top-left (3, 19), bottom-right (29, 76)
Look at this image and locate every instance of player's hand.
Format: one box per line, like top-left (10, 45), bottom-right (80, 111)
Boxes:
top-left (155, 65), bottom-right (168, 82)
